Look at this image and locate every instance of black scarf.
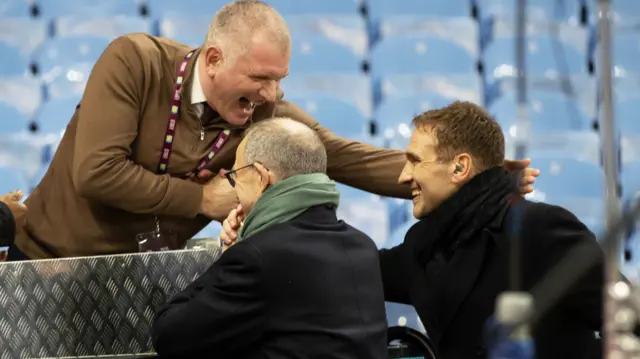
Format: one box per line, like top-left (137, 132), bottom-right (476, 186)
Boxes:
top-left (405, 166), bottom-right (519, 268)
top-left (403, 167), bottom-right (520, 346)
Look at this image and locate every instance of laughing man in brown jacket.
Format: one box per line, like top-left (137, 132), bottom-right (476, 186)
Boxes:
top-left (9, 0), bottom-right (537, 260)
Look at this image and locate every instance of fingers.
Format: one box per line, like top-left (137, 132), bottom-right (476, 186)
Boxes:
top-left (504, 158), bottom-right (531, 171)
top-left (519, 185), bottom-right (534, 195)
top-left (221, 219), bottom-right (236, 244)
top-left (10, 190), bottom-right (23, 201)
top-left (523, 168), bottom-right (540, 178)
top-left (520, 175), bottom-right (536, 186)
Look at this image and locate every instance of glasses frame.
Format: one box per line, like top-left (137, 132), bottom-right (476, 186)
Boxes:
top-left (225, 162), bottom-right (267, 187)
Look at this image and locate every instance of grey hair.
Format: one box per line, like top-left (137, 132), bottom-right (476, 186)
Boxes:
top-left (204, 0), bottom-right (291, 64)
top-left (243, 117), bottom-right (327, 180)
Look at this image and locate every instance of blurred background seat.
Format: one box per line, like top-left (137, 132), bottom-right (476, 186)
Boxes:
top-left (32, 35), bottom-right (111, 77)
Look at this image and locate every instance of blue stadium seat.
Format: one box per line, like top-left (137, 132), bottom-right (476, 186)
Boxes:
top-left (286, 15), bottom-right (368, 58)
top-left (616, 97), bottom-right (640, 134)
top-left (385, 217), bottom-right (417, 248)
top-left (604, 33), bottom-right (640, 77)
top-left (0, 41), bottom-right (30, 77)
top-left (287, 95), bottom-right (367, 138)
top-left (266, 0), bottom-right (360, 15)
top-left (368, 0), bottom-right (472, 20)
top-left (484, 36), bottom-right (587, 90)
top-left (368, 0), bottom-right (473, 44)
top-left (337, 183), bottom-right (388, 248)
top-left (622, 159), bottom-right (640, 201)
top-left (482, 19), bottom-right (588, 57)
top-left (159, 16), bottom-right (211, 42)
top-left (280, 74), bottom-right (372, 118)
top-left (614, 75), bottom-right (640, 97)
top-left (55, 16), bottom-right (152, 39)
top-left (0, 18), bottom-right (48, 54)
top-left (379, 73), bottom-right (483, 108)
top-left (512, 131), bottom-right (601, 165)
top-left (490, 92), bottom-right (591, 134)
top-left (36, 96), bottom-right (81, 134)
top-left (477, 0), bottom-right (581, 22)
top-left (371, 37), bottom-right (477, 82)
top-left (33, 36), bottom-right (111, 77)
top-left (38, 0), bottom-right (140, 17)
top-left (147, 0), bottom-right (227, 17)
top-left (0, 166), bottom-right (29, 195)
top-left (621, 132), bottom-right (640, 168)
top-left (386, 199), bottom-right (413, 236)
top-left (379, 16), bottom-right (479, 59)
top-left (0, 103), bottom-right (30, 133)
top-left (624, 233), bottom-right (640, 275)
top-left (193, 221), bottom-right (223, 239)
top-left (44, 62), bottom-right (92, 100)
top-left (0, 76), bottom-right (43, 117)
top-left (0, 0), bottom-right (32, 17)
top-left (526, 157), bottom-right (605, 198)
top-left (375, 93), bottom-right (465, 137)
top-left (588, 0), bottom-right (640, 25)
top-left (489, 74), bottom-right (596, 117)
top-left (289, 36), bottom-right (362, 73)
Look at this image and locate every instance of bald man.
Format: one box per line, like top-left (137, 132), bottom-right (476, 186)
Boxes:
top-left (11, 0), bottom-right (537, 260)
top-left (152, 117), bottom-right (387, 359)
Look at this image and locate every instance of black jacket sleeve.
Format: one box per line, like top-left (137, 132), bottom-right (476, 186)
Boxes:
top-left (152, 242), bottom-right (266, 357)
top-left (379, 244), bottom-right (412, 304)
top-left (0, 202), bottom-right (16, 247)
top-left (526, 204), bottom-right (604, 330)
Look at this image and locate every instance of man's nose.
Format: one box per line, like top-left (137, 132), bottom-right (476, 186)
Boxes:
top-left (398, 168), bottom-right (412, 184)
top-left (260, 81), bottom-right (278, 102)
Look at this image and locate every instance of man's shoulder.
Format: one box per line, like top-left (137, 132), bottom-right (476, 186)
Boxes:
top-left (245, 216), bottom-right (376, 252)
top-left (507, 199), bottom-right (598, 249)
top-left (105, 33), bottom-right (192, 68)
top-left (515, 199), bottom-right (583, 225)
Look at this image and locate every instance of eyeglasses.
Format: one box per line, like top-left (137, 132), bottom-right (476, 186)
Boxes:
top-left (225, 163), bottom-right (267, 187)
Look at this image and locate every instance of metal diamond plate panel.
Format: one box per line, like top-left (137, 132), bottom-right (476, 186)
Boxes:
top-left (0, 249), bottom-right (220, 359)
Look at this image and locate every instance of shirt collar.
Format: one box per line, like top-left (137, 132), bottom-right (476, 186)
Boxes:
top-left (190, 57), bottom-right (206, 105)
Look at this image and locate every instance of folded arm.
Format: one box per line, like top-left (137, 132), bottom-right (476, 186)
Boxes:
top-left (72, 35), bottom-right (202, 217)
top-left (275, 100), bottom-right (412, 199)
top-left (152, 243), bottom-right (266, 357)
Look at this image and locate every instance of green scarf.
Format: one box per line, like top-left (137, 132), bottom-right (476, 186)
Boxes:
top-left (237, 173), bottom-right (340, 242)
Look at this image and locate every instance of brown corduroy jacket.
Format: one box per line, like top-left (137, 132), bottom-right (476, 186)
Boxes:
top-left (15, 33), bottom-right (410, 259)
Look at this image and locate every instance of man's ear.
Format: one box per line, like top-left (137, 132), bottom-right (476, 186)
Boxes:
top-left (204, 45), bottom-right (223, 76)
top-left (253, 163), bottom-right (275, 191)
top-left (451, 153), bottom-right (473, 184)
